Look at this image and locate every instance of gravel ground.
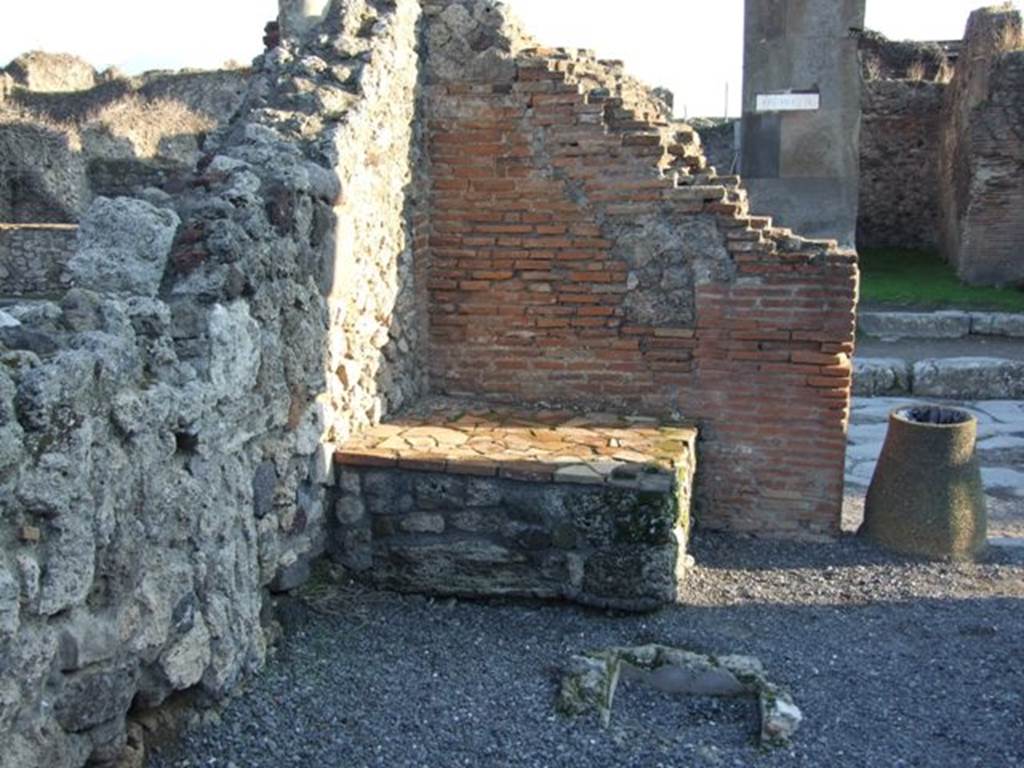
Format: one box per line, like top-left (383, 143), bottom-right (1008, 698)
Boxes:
top-left (147, 535), bottom-right (1024, 768)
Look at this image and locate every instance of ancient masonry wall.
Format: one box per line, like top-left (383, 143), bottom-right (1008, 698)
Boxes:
top-left (857, 9), bottom-right (1024, 285)
top-left (939, 7), bottom-right (1024, 286)
top-left (0, 1), bottom-right (424, 766)
top-left (858, 79), bottom-right (946, 250)
top-left (0, 224), bottom-right (77, 297)
top-left (422, 1), bottom-right (859, 537)
top-left (855, 32), bottom-right (952, 251)
top-left (0, 69), bottom-right (251, 223)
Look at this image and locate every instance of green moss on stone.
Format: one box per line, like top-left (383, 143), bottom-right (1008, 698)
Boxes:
top-left (611, 490), bottom-right (678, 545)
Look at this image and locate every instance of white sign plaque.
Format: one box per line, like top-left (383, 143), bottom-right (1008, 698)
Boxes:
top-left (755, 93), bottom-right (821, 112)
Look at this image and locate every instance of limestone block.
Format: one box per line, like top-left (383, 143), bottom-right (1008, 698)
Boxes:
top-left (69, 197), bottom-right (180, 298)
top-left (37, 511), bottom-right (97, 617)
top-left (970, 312), bottom-right (1024, 338)
top-left (159, 619), bottom-right (211, 690)
top-left (208, 302), bottom-right (261, 397)
top-left (852, 357), bottom-right (911, 396)
top-left (913, 357), bottom-right (1024, 399)
top-left (858, 311), bottom-right (971, 340)
top-left (53, 659), bottom-right (140, 733)
top-left (58, 614), bottom-right (121, 671)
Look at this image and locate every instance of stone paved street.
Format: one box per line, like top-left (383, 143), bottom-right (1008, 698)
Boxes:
top-left (844, 397), bottom-right (1024, 539)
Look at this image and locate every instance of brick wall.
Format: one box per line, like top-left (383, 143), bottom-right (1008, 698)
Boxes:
top-left (858, 80), bottom-right (946, 250)
top-left (422, 44), bottom-right (858, 538)
top-left (939, 7), bottom-right (1024, 286)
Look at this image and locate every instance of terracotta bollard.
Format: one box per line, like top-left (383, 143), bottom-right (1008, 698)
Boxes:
top-left (860, 406), bottom-right (987, 560)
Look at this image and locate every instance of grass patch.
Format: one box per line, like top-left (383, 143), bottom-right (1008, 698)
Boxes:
top-left (860, 248), bottom-right (1024, 312)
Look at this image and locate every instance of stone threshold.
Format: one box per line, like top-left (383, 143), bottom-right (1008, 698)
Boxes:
top-left (854, 356), bottom-right (1024, 399)
top-left (859, 310), bottom-right (1024, 340)
top-left (335, 396), bottom-right (697, 491)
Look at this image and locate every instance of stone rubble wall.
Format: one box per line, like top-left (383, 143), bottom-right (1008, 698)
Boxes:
top-left (0, 0), bottom-right (424, 766)
top-left (421, 1), bottom-right (858, 537)
top-left (0, 69), bottom-right (250, 223)
top-left (939, 7), bottom-right (1024, 286)
top-left (857, 31), bottom-right (952, 83)
top-left (0, 224), bottom-right (77, 297)
top-left (336, 467), bottom-right (691, 611)
top-left (0, 122), bottom-right (86, 223)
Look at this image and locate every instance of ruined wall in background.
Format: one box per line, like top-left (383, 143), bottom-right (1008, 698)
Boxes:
top-left (939, 7), bottom-right (1024, 286)
top-left (0, 1), bottom-right (424, 766)
top-left (858, 79), bottom-right (946, 250)
top-left (691, 119), bottom-right (739, 176)
top-left (0, 68), bottom-right (251, 223)
top-left (856, 31), bottom-right (951, 251)
top-left (0, 224), bottom-right (77, 297)
top-left (422, 0), bottom-right (858, 538)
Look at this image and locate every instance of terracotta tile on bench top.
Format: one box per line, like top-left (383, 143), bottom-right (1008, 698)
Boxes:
top-left (335, 396), bottom-right (696, 487)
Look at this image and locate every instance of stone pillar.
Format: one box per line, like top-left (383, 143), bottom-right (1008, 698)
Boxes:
top-left (740, 0), bottom-right (865, 247)
top-left (279, 0), bottom-right (332, 41)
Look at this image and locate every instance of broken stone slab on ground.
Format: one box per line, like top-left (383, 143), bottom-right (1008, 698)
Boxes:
top-left (556, 644), bottom-right (802, 748)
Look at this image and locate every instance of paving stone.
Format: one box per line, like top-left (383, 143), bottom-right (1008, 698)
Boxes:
top-left (845, 461), bottom-right (877, 488)
top-left (981, 468), bottom-right (1024, 497)
top-left (976, 435), bottom-right (1024, 452)
top-left (969, 400), bottom-right (1024, 424)
top-left (846, 442), bottom-right (882, 463)
top-left (988, 537), bottom-right (1024, 560)
top-left (846, 423), bottom-right (890, 445)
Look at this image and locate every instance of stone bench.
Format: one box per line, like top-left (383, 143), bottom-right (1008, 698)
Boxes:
top-left (333, 397), bottom-right (697, 611)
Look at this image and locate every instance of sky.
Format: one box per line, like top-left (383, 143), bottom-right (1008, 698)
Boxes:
top-left (0, 1), bottom-right (1019, 117)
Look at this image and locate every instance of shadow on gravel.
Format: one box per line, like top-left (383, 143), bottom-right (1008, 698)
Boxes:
top-left (147, 542), bottom-right (1024, 768)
